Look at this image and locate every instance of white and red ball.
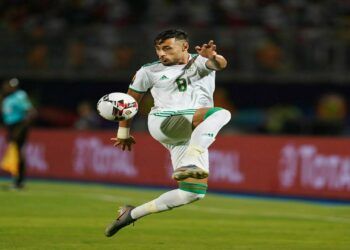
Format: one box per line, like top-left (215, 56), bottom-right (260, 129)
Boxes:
top-left (97, 92), bottom-right (138, 121)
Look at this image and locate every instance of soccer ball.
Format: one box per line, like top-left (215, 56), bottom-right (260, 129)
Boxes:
top-left (97, 92), bottom-right (138, 121)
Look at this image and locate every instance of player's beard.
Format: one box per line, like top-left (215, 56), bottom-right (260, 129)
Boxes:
top-left (162, 62), bottom-right (173, 66)
top-left (161, 58), bottom-right (181, 66)
top-left (160, 58), bottom-right (172, 66)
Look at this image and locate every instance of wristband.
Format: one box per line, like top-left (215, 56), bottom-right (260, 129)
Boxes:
top-left (117, 127), bottom-right (130, 139)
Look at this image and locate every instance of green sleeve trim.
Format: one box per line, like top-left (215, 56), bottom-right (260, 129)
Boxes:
top-left (179, 182), bottom-right (208, 194)
top-left (128, 86), bottom-right (147, 94)
top-left (204, 107), bottom-right (223, 120)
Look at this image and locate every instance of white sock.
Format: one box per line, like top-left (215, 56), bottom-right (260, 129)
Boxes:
top-left (180, 109), bottom-right (231, 167)
top-left (130, 189), bottom-right (204, 220)
top-left (191, 109), bottom-right (231, 149)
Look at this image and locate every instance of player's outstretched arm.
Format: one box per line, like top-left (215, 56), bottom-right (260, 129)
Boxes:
top-left (195, 40), bottom-right (227, 71)
top-left (111, 89), bottom-right (144, 151)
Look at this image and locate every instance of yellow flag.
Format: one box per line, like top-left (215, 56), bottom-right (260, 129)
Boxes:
top-left (1, 142), bottom-right (19, 176)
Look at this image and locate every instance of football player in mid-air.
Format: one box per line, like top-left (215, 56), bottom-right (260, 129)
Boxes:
top-left (105, 29), bottom-right (231, 237)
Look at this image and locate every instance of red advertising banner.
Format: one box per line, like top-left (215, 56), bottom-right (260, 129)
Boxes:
top-left (0, 129), bottom-right (349, 200)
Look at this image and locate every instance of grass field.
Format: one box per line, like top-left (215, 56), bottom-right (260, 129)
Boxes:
top-left (0, 180), bottom-right (349, 250)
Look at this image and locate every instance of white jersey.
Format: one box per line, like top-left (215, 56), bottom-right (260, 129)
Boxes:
top-left (129, 54), bottom-right (215, 114)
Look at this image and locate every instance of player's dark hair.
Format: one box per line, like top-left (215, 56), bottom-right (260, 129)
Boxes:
top-left (154, 29), bottom-right (188, 45)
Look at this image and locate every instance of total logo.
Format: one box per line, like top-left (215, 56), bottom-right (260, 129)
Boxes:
top-left (279, 144), bottom-right (350, 191)
top-left (73, 137), bottom-right (138, 177)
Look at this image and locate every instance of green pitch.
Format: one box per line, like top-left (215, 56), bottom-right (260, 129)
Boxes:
top-left (0, 180), bottom-right (349, 250)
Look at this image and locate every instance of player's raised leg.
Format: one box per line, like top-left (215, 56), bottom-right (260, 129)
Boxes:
top-left (173, 107), bottom-right (231, 181)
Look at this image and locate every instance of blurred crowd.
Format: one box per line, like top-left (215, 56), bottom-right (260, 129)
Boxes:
top-left (0, 0), bottom-right (350, 75)
top-left (0, 1), bottom-right (350, 136)
top-left (1, 0), bottom-right (349, 29)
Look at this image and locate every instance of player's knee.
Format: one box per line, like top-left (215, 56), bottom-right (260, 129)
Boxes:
top-left (178, 181), bottom-right (207, 203)
top-left (217, 108), bottom-right (231, 124)
top-left (204, 107), bottom-right (231, 124)
top-left (179, 189), bottom-right (206, 204)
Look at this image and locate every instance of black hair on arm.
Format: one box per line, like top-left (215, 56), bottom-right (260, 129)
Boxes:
top-left (154, 29), bottom-right (188, 45)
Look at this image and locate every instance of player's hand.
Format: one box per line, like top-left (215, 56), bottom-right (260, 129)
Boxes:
top-left (195, 40), bottom-right (217, 59)
top-left (110, 136), bottom-right (136, 151)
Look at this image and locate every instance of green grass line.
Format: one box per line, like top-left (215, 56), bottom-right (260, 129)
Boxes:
top-left (0, 180), bottom-right (349, 250)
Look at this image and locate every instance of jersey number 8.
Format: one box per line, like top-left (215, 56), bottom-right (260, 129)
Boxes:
top-left (175, 78), bottom-right (187, 92)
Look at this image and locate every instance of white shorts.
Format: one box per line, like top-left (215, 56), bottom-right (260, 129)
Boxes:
top-left (148, 113), bottom-right (209, 172)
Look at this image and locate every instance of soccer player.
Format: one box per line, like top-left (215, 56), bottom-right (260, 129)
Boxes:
top-left (105, 29), bottom-right (231, 237)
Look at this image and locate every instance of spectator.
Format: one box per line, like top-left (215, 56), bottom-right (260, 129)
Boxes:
top-left (312, 93), bottom-right (347, 135)
top-left (74, 101), bottom-right (101, 130)
top-left (264, 104), bottom-right (304, 134)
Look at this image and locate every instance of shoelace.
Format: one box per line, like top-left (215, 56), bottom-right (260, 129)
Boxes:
top-left (116, 207), bottom-right (135, 226)
top-left (116, 207), bottom-right (126, 221)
